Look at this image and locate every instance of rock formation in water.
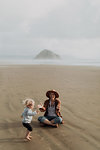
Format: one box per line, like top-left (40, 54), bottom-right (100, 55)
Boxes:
top-left (34, 49), bottom-right (61, 60)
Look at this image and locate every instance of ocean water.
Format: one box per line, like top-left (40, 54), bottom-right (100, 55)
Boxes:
top-left (0, 55), bottom-right (100, 66)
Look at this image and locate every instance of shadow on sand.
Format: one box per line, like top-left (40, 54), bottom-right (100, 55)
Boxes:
top-left (0, 138), bottom-right (26, 143)
top-left (0, 120), bottom-right (56, 144)
top-left (0, 120), bottom-right (41, 144)
top-left (0, 120), bottom-right (41, 130)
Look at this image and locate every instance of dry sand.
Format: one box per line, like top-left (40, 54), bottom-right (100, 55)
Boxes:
top-left (0, 65), bottom-right (100, 150)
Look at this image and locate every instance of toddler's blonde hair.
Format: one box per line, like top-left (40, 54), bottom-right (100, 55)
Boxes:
top-left (22, 98), bottom-right (35, 107)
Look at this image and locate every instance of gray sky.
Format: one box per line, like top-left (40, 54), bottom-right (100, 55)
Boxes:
top-left (0, 0), bottom-right (100, 59)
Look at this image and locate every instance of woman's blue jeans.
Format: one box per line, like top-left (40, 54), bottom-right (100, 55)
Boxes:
top-left (38, 116), bottom-right (62, 124)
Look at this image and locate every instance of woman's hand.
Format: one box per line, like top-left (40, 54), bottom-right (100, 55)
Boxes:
top-left (37, 103), bottom-right (43, 109)
top-left (38, 102), bottom-right (46, 112)
top-left (36, 103), bottom-right (43, 114)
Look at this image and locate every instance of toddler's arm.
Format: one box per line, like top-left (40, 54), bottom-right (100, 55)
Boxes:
top-left (27, 110), bottom-right (37, 116)
top-left (21, 112), bottom-right (24, 118)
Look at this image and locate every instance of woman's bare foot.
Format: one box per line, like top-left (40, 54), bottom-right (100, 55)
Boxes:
top-left (52, 124), bottom-right (58, 128)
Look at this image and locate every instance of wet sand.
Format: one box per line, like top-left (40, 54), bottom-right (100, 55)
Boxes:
top-left (0, 65), bottom-right (100, 150)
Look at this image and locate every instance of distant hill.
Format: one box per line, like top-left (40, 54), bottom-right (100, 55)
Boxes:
top-left (34, 49), bottom-right (61, 60)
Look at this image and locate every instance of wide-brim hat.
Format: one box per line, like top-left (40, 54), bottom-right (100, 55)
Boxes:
top-left (46, 90), bottom-right (59, 98)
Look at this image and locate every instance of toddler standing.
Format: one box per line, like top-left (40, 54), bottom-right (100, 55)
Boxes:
top-left (21, 98), bottom-right (39, 141)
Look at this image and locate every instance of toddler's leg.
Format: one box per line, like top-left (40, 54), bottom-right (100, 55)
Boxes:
top-left (25, 130), bottom-right (31, 141)
top-left (23, 123), bottom-right (33, 141)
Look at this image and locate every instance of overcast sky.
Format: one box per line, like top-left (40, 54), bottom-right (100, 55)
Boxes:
top-left (0, 0), bottom-right (100, 59)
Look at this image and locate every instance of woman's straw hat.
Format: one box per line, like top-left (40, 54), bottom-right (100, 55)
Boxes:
top-left (46, 90), bottom-right (59, 98)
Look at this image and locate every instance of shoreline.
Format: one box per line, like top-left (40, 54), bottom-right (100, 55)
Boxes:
top-left (0, 64), bottom-right (100, 68)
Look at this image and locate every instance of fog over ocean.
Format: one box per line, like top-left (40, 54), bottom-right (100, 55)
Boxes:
top-left (0, 55), bottom-right (100, 66)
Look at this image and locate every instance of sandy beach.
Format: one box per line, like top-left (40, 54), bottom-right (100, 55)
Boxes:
top-left (0, 65), bottom-right (100, 150)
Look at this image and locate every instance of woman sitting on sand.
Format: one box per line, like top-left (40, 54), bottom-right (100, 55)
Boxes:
top-left (38, 90), bottom-right (64, 127)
